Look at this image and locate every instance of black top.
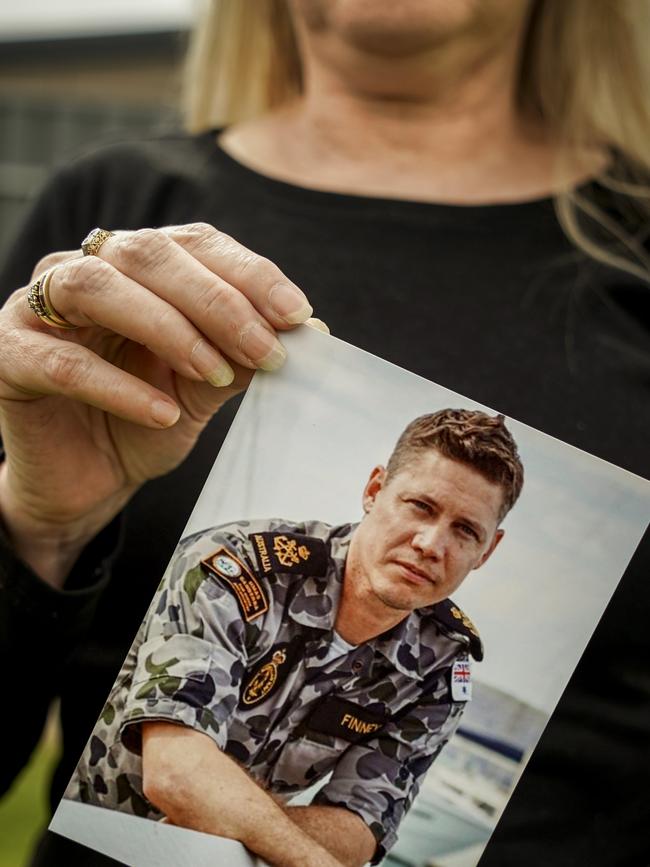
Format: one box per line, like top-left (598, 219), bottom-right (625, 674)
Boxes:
top-left (0, 131), bottom-right (648, 867)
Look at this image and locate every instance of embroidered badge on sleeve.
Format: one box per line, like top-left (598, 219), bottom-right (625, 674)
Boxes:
top-left (239, 637), bottom-right (305, 708)
top-left (242, 648), bottom-right (287, 705)
top-left (201, 547), bottom-right (269, 622)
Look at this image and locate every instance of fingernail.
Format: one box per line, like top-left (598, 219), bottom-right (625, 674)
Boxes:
top-left (269, 283), bottom-right (313, 325)
top-left (151, 398), bottom-right (181, 428)
top-left (190, 340), bottom-right (235, 387)
top-left (240, 323), bottom-right (287, 371)
top-left (205, 363), bottom-right (235, 387)
top-left (305, 317), bottom-right (330, 334)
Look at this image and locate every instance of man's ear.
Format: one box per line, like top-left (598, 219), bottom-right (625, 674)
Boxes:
top-left (474, 528), bottom-right (505, 569)
top-left (362, 466), bottom-right (386, 514)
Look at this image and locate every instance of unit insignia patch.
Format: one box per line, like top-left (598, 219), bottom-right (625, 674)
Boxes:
top-left (201, 547), bottom-right (269, 622)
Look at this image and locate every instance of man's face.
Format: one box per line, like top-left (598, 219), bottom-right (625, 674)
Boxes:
top-left (349, 449), bottom-right (504, 612)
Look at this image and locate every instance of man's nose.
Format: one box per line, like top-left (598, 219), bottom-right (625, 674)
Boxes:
top-left (412, 523), bottom-right (448, 559)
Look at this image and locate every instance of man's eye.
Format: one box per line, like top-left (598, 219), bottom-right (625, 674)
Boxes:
top-left (410, 500), bottom-right (431, 513)
top-left (458, 524), bottom-right (478, 540)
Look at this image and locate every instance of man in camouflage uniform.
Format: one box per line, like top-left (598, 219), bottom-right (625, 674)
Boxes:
top-left (67, 409), bottom-right (523, 866)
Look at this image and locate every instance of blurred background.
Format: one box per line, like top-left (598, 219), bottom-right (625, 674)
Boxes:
top-left (0, 5), bottom-right (197, 863)
top-left (0, 0), bottom-right (198, 266)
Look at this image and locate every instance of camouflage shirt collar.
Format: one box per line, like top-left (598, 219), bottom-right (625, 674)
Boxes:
top-left (287, 522), bottom-right (427, 680)
top-left (372, 610), bottom-right (427, 680)
top-left (286, 523), bottom-right (355, 632)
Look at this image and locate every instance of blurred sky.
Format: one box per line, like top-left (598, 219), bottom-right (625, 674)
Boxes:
top-left (0, 0), bottom-right (198, 40)
top-left (186, 327), bottom-right (650, 718)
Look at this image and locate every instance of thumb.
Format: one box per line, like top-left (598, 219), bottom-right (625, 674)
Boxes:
top-left (305, 317), bottom-right (330, 334)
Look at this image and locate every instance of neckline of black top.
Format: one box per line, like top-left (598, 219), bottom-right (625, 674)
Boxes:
top-left (204, 128), bottom-right (602, 227)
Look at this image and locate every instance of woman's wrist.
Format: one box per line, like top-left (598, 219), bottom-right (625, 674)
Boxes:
top-left (0, 500), bottom-right (90, 589)
top-left (0, 462), bottom-right (127, 588)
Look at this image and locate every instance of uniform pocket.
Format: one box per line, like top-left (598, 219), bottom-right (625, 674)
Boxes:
top-left (269, 733), bottom-right (344, 791)
top-left (130, 634), bottom-right (213, 701)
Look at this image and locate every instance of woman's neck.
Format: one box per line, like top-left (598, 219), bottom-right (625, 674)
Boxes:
top-left (219, 11), bottom-right (606, 204)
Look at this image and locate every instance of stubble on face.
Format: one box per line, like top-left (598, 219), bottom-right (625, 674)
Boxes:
top-left (345, 451), bottom-right (504, 621)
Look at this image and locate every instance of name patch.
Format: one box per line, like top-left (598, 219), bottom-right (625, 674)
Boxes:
top-left (307, 697), bottom-right (388, 743)
top-left (250, 532), bottom-right (329, 577)
top-left (201, 547), bottom-right (269, 622)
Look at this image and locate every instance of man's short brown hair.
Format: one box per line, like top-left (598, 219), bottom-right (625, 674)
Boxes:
top-left (385, 409), bottom-right (524, 522)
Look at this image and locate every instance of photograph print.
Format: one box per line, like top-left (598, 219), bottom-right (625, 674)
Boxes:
top-left (52, 327), bottom-right (650, 867)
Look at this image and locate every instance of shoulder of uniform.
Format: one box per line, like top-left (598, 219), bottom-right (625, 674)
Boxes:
top-left (183, 519), bottom-right (331, 621)
top-left (429, 598), bottom-right (484, 662)
top-left (179, 520), bottom-right (252, 553)
top-left (177, 521), bottom-right (270, 623)
top-left (247, 527), bottom-right (330, 578)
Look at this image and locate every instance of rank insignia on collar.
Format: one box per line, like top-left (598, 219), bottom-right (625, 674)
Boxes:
top-left (249, 532), bottom-right (328, 576)
top-left (431, 598), bottom-right (484, 661)
top-left (450, 605), bottom-right (479, 638)
top-left (201, 547), bottom-right (269, 622)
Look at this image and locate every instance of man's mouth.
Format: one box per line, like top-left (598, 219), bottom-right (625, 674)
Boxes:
top-left (394, 560), bottom-right (436, 586)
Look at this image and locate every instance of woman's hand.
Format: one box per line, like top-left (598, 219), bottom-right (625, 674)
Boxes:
top-left (0, 223), bottom-right (313, 586)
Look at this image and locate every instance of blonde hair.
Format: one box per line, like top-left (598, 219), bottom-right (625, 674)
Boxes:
top-left (184, 0), bottom-right (300, 131)
top-left (184, 0), bottom-right (650, 281)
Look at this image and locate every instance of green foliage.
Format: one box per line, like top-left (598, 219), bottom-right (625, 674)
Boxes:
top-left (0, 721), bottom-right (61, 867)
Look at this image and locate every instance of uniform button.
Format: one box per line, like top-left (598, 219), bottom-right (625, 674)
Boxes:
top-left (352, 661), bottom-right (363, 672)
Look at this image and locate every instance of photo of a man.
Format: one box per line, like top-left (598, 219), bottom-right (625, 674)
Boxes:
top-left (65, 408), bottom-right (523, 867)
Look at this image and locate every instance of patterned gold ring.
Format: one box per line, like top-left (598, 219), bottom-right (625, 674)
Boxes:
top-left (27, 268), bottom-right (76, 330)
top-left (81, 227), bottom-right (114, 257)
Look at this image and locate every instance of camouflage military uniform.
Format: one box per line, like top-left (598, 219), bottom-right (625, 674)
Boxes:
top-left (67, 519), bottom-right (483, 863)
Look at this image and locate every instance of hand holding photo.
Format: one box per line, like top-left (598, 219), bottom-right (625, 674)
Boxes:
top-left (52, 327), bottom-right (650, 867)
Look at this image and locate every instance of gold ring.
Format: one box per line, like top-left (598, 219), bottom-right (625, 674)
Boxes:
top-left (81, 227), bottom-right (114, 257)
top-left (27, 268), bottom-right (76, 330)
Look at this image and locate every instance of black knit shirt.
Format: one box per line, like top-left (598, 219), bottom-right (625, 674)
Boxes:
top-left (0, 131), bottom-right (648, 866)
